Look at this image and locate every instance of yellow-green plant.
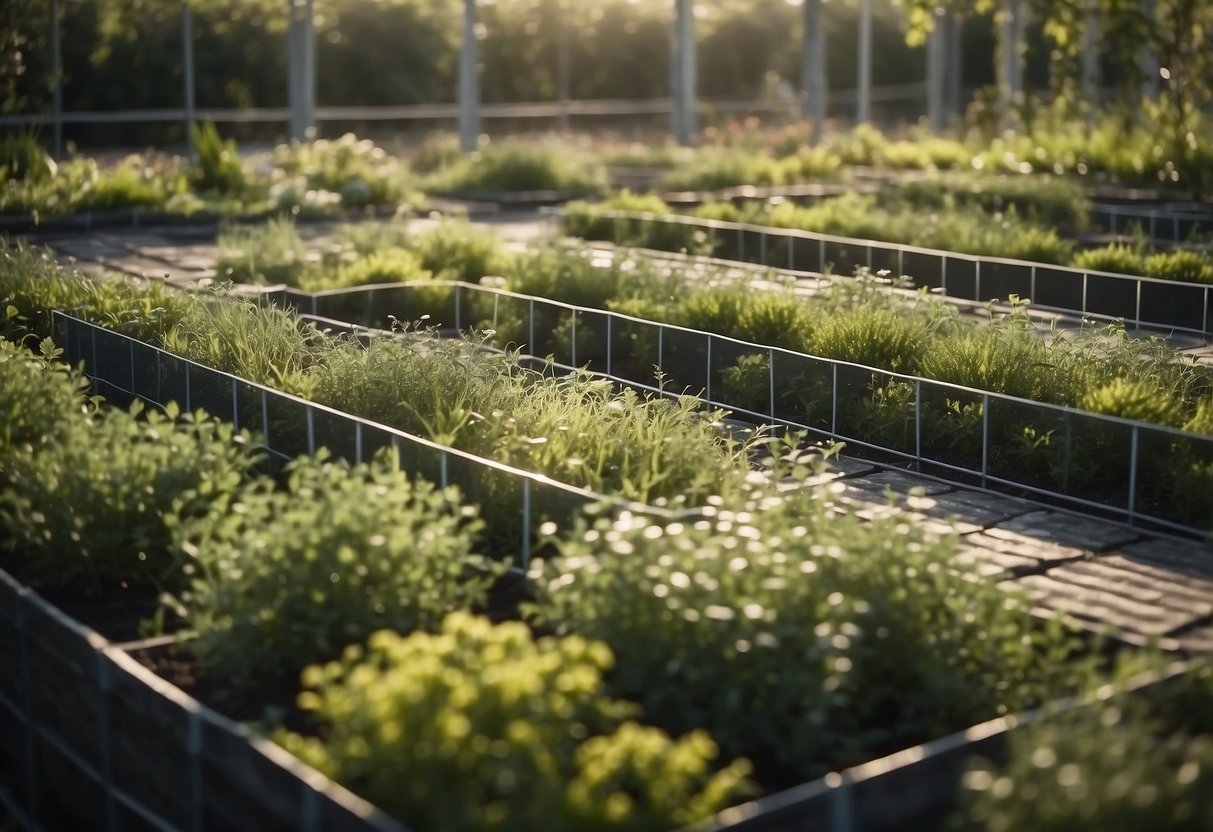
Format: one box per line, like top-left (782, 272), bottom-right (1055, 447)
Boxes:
top-left (279, 612), bottom-right (752, 831)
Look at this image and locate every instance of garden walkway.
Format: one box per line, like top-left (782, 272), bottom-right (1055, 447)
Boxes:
top-left (27, 217), bottom-right (1213, 657)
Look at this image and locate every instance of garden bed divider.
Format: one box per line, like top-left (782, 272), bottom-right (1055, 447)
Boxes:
top-left (553, 207), bottom-right (1213, 338)
top-left (7, 312), bottom-right (1202, 832)
top-left (275, 280), bottom-right (1213, 539)
top-left (0, 568), bottom-right (408, 832)
top-left (686, 661), bottom-right (1192, 832)
top-left (52, 310), bottom-right (693, 568)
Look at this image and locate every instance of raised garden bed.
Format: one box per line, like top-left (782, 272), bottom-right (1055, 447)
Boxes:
top-left (4, 293), bottom-right (1208, 829)
top-left (0, 566), bottom-right (404, 832)
top-left (271, 280), bottom-right (1213, 537)
top-left (560, 207), bottom-right (1213, 336)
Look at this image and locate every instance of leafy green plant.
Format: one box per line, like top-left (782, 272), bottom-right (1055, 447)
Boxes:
top-left (278, 612), bottom-right (752, 832)
top-left (0, 338), bottom-right (93, 477)
top-left (170, 449), bottom-right (496, 681)
top-left (950, 664), bottom-right (1213, 831)
top-left (1, 401), bottom-right (256, 595)
top-left (271, 133), bottom-right (414, 208)
top-left (531, 452), bottom-right (1085, 787)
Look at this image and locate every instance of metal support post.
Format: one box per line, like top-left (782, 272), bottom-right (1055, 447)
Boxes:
top-left (182, 0), bottom-right (196, 157)
top-left (51, 0), bottom-right (63, 158)
top-left (671, 0), bottom-right (697, 146)
top-left (857, 0), bottom-right (872, 124)
top-left (801, 0), bottom-right (827, 143)
top-left (458, 0), bottom-right (481, 152)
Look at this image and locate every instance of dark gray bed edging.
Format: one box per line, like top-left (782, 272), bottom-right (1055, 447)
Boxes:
top-left (557, 208), bottom-right (1213, 338)
top-left (684, 662), bottom-right (1191, 832)
top-left (0, 567), bottom-right (408, 832)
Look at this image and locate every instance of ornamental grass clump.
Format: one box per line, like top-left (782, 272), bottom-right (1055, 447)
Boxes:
top-left (654, 146), bottom-right (834, 192)
top-left (426, 139), bottom-right (608, 196)
top-left (1077, 378), bottom-right (1186, 428)
top-left (190, 121), bottom-right (247, 197)
top-left (501, 241), bottom-right (673, 313)
top-left (313, 246), bottom-right (432, 292)
top-left (408, 219), bottom-right (515, 283)
top-left (806, 306), bottom-right (930, 373)
top-left (1072, 243), bottom-right (1147, 276)
top-left (311, 332), bottom-right (753, 507)
top-left (278, 612), bottom-right (752, 832)
top-left (215, 216), bottom-right (310, 286)
top-left (563, 192), bottom-right (713, 255)
top-left (531, 447), bottom-right (1084, 787)
top-left (170, 450), bottom-right (497, 682)
top-left (0, 239), bottom-right (193, 344)
top-left (892, 172), bottom-right (1091, 230)
top-left (1144, 249), bottom-right (1213, 284)
top-left (161, 293), bottom-right (322, 391)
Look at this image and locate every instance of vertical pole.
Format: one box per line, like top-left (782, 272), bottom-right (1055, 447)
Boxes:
top-left (946, 12), bottom-right (962, 119)
top-left (801, 0), bottom-right (827, 143)
top-left (521, 479), bottom-right (532, 571)
top-left (1080, 2), bottom-right (1100, 125)
top-left (1138, 0), bottom-right (1159, 99)
top-left (857, 0), bottom-right (872, 125)
top-left (672, 0), bottom-right (696, 146)
top-left (1127, 425), bottom-right (1139, 522)
top-left (556, 1), bottom-right (571, 132)
top-left (981, 393), bottom-right (990, 488)
top-left (768, 348), bottom-right (776, 424)
top-left (914, 380), bottom-right (922, 471)
top-left (458, 0), bottom-right (481, 152)
top-left (303, 0), bottom-right (316, 136)
top-left (182, 0), bottom-right (196, 158)
top-left (998, 0), bottom-right (1023, 129)
top-left (287, 0), bottom-right (302, 140)
top-left (928, 9), bottom-right (945, 133)
top-left (50, 0), bottom-right (63, 158)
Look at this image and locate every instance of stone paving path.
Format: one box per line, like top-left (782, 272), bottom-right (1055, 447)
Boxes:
top-left (24, 217), bottom-right (1213, 656)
